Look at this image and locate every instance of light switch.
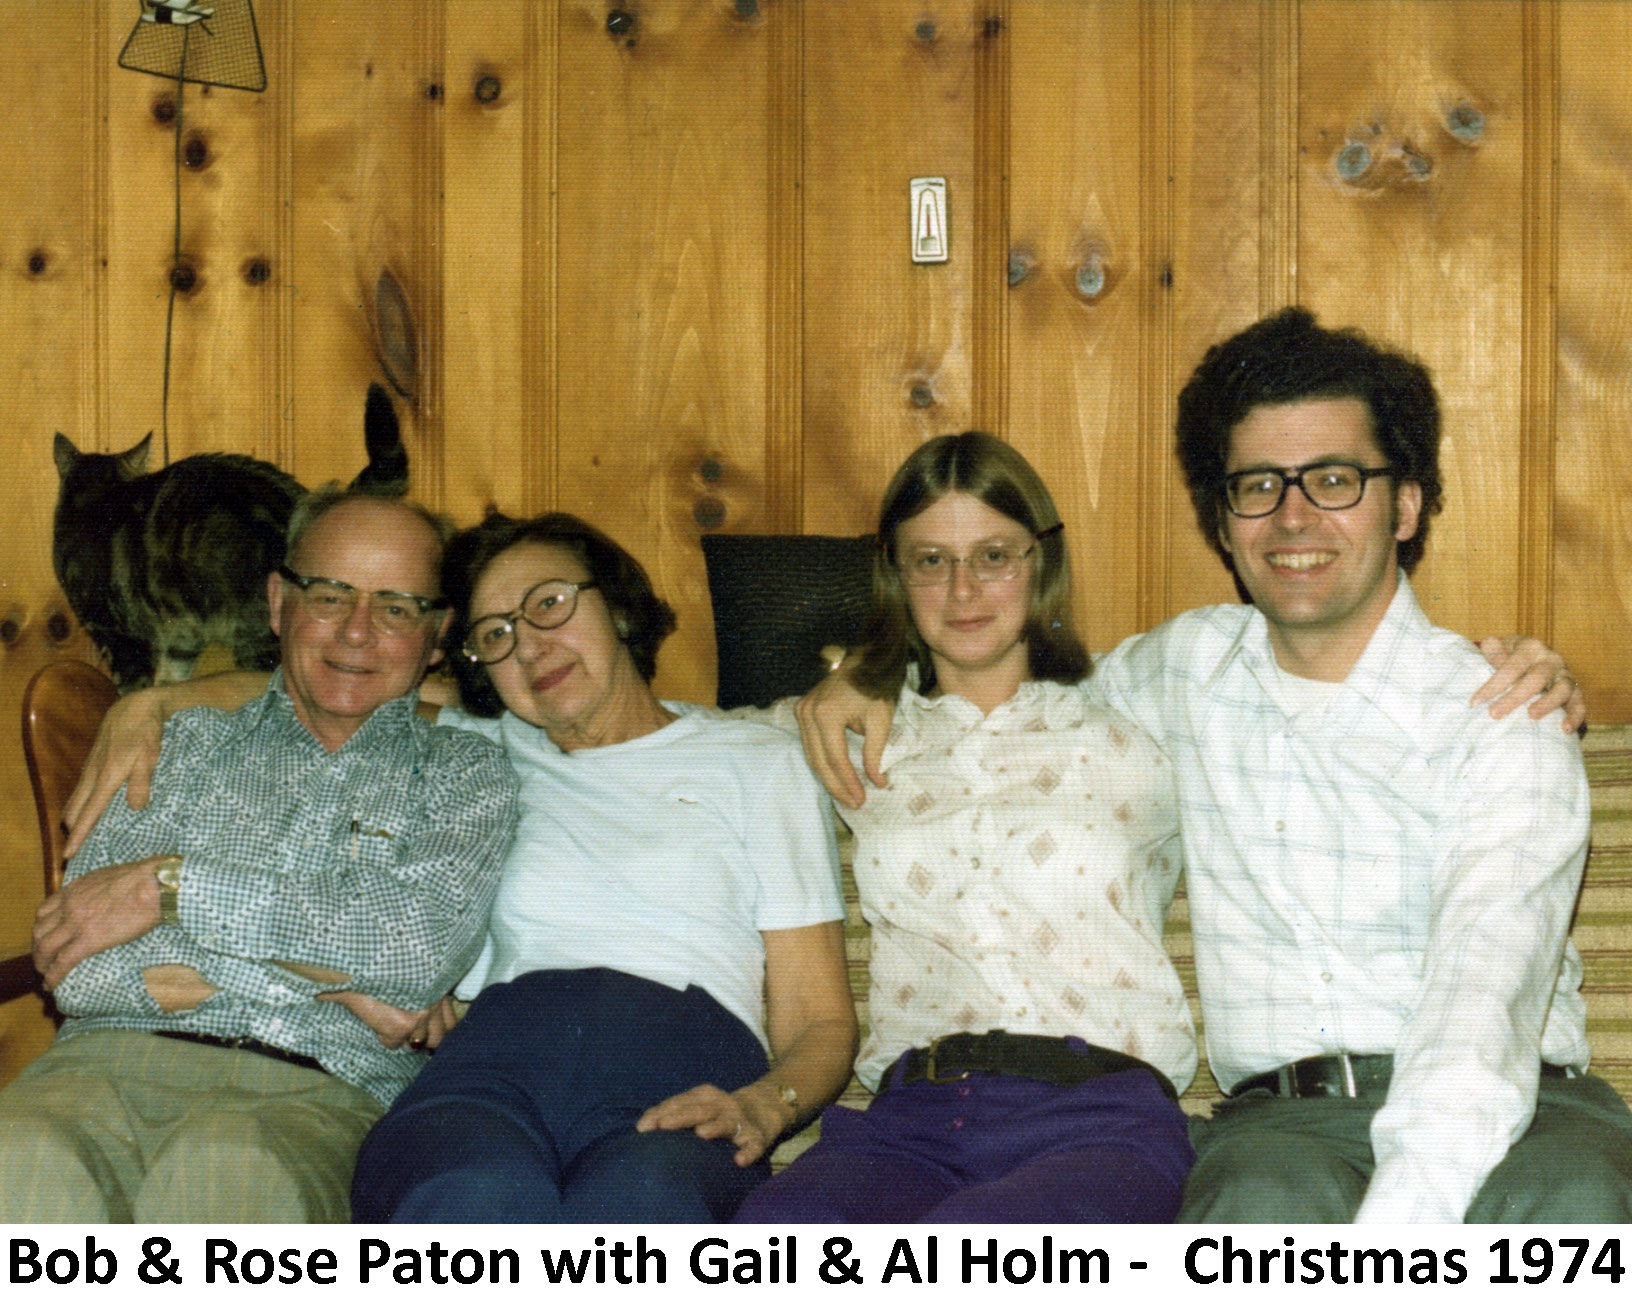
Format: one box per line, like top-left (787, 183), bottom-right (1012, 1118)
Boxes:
top-left (910, 177), bottom-right (948, 264)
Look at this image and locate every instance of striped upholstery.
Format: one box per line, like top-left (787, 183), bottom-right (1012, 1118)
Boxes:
top-left (1576, 724), bottom-right (1632, 1099)
top-left (772, 721), bottom-right (1632, 1166)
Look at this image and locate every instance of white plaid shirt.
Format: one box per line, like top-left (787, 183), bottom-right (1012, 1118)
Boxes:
top-left (1091, 576), bottom-right (1590, 1223)
top-left (53, 672), bottom-right (519, 1105)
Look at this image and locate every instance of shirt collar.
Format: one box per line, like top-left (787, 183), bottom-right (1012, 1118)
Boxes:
top-left (1208, 572), bottom-right (1429, 734)
top-left (896, 673), bottom-right (1055, 724)
top-left (259, 666), bottom-right (420, 752)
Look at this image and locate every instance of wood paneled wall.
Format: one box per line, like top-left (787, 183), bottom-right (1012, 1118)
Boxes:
top-left (0, 0), bottom-right (1628, 1056)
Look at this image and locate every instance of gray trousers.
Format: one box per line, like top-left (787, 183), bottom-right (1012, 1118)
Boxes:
top-left (0, 1030), bottom-right (382, 1223)
top-left (1178, 1071), bottom-right (1632, 1223)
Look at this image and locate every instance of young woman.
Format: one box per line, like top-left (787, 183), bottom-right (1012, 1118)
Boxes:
top-left (735, 432), bottom-right (1195, 1223)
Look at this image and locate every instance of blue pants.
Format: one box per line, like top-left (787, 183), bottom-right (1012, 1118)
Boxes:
top-left (735, 1045), bottom-right (1194, 1223)
top-left (351, 968), bottom-right (770, 1223)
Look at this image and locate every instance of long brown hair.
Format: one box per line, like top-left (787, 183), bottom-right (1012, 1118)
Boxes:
top-left (850, 432), bottom-right (1088, 701)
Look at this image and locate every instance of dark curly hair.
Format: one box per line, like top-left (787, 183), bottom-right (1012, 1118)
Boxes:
top-left (850, 431), bottom-right (1088, 701)
top-left (1174, 307), bottom-right (1443, 573)
top-left (441, 511), bottom-right (676, 717)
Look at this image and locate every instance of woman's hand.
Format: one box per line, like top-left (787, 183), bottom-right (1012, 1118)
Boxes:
top-left (61, 692), bottom-right (170, 860)
top-left (632, 921), bottom-right (858, 1168)
top-left (1471, 636), bottom-right (1586, 733)
top-left (317, 991), bottom-right (465, 1050)
top-left (635, 1081), bottom-right (793, 1168)
top-left (793, 670), bottom-right (894, 810)
top-left (411, 995), bottom-right (466, 1049)
top-left (63, 671), bottom-right (271, 859)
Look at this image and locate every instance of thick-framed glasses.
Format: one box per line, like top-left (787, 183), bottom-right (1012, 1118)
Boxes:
top-left (276, 566), bottom-right (448, 635)
top-left (895, 523), bottom-right (1063, 588)
top-left (1223, 462), bottom-right (1398, 519)
top-left (462, 578), bottom-right (600, 665)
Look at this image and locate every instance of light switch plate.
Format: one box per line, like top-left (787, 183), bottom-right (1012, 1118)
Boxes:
top-left (910, 177), bottom-right (949, 264)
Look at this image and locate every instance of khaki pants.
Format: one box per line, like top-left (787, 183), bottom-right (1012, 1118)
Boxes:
top-left (0, 1030), bottom-right (382, 1223)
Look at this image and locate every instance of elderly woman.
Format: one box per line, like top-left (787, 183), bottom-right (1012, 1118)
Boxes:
top-left (343, 511), bottom-right (855, 1222)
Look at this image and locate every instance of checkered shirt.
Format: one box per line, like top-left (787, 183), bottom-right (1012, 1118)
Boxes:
top-left (53, 672), bottom-right (519, 1105)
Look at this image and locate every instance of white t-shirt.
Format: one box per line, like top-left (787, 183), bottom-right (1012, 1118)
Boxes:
top-left (442, 703), bottom-right (844, 1047)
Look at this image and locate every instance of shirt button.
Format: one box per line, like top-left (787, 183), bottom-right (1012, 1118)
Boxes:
top-left (1274, 820), bottom-right (1286, 832)
top-left (951, 1117), bottom-right (965, 1130)
top-left (957, 1084), bottom-right (971, 1098)
top-left (1321, 972), bottom-right (1334, 983)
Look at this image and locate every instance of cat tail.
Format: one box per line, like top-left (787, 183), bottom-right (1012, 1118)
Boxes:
top-left (349, 382), bottom-right (410, 496)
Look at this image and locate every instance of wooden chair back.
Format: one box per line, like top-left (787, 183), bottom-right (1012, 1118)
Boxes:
top-left (22, 660), bottom-right (118, 898)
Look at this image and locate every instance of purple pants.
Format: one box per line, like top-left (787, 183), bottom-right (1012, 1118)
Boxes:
top-left (735, 1049), bottom-right (1193, 1224)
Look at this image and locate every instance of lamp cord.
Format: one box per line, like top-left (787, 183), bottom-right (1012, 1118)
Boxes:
top-left (159, 23), bottom-right (191, 466)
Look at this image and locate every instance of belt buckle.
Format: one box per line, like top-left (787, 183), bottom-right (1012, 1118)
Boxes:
top-left (923, 1035), bottom-right (970, 1084)
top-left (1295, 1052), bottom-right (1359, 1098)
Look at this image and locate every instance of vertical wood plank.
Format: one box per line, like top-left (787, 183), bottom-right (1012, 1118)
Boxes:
top-left (801, 1), bottom-right (982, 539)
top-left (0, 1), bottom-right (110, 1076)
top-left (1256, 0), bottom-right (1298, 312)
top-left (1165, 1), bottom-right (1280, 619)
top-left (99, 2), bottom-right (282, 468)
top-left (763, 0), bottom-right (804, 531)
top-left (1005, 1), bottom-right (1151, 651)
top-left (1295, 0), bottom-right (1528, 641)
top-left (553, 0), bottom-right (774, 705)
top-left (439, 0), bottom-right (532, 524)
top-left (1516, 0), bottom-right (1558, 643)
top-left (1135, 0), bottom-right (1176, 635)
top-left (525, 1), bottom-right (560, 518)
top-left (414, 0), bottom-right (448, 508)
top-left (969, 4), bottom-right (1010, 437)
top-left (104, 1), bottom-right (197, 457)
top-left (285, 0), bottom-right (441, 493)
top-left (1555, 1), bottom-right (1632, 720)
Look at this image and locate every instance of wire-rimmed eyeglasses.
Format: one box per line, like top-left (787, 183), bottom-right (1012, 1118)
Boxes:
top-left (1223, 462), bottom-right (1398, 519)
top-left (462, 578), bottom-right (600, 665)
top-left (276, 566), bottom-right (448, 636)
top-left (894, 523), bottom-right (1063, 588)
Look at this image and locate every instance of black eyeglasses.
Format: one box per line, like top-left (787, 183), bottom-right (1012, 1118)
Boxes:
top-left (894, 523), bottom-right (1063, 588)
top-left (276, 566), bottom-right (448, 635)
top-left (1223, 462), bottom-right (1398, 519)
top-left (462, 578), bottom-right (600, 665)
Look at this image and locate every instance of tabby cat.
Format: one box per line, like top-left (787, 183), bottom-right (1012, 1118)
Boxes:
top-left (52, 384), bottom-right (409, 690)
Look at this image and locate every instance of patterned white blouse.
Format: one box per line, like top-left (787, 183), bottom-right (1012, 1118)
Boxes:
top-left (841, 678), bottom-right (1196, 1093)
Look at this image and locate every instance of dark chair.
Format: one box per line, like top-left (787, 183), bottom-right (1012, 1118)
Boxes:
top-left (10, 660), bottom-right (119, 998)
top-left (701, 532), bottom-right (876, 709)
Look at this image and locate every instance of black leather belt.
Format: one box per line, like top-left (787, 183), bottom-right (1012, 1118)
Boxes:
top-left (1230, 1051), bottom-right (1576, 1100)
top-left (886, 1030), bottom-right (1177, 1101)
top-left (153, 1030), bottom-right (327, 1076)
